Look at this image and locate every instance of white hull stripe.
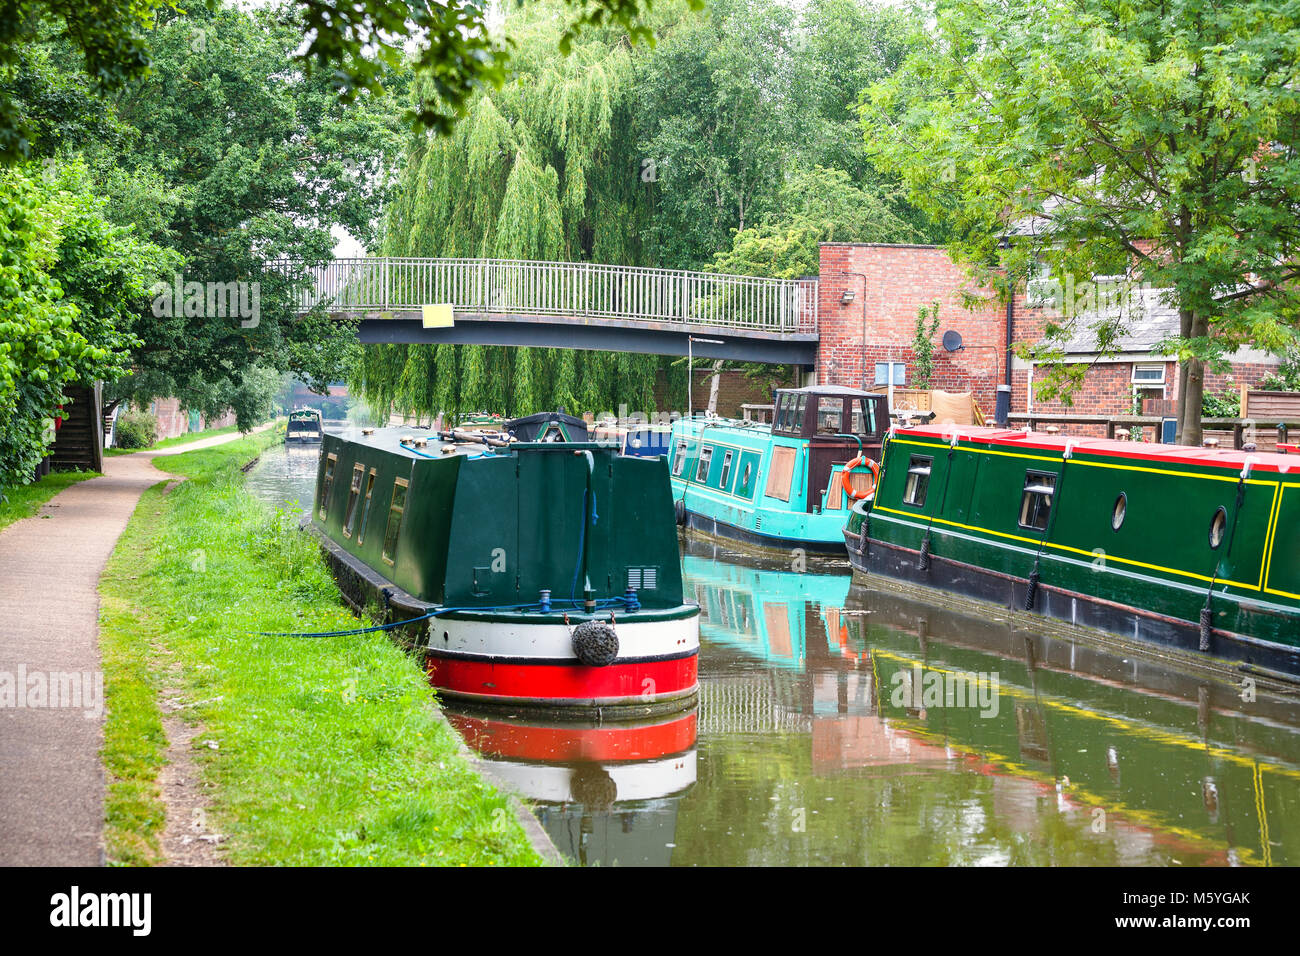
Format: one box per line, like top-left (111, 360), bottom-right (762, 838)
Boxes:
top-left (426, 614), bottom-right (700, 662)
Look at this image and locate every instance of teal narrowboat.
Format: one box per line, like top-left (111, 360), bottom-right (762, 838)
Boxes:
top-left (668, 385), bottom-right (888, 554)
top-left (310, 427), bottom-right (700, 713)
top-left (846, 424), bottom-right (1300, 682)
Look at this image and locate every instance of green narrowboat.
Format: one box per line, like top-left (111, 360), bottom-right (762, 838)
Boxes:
top-left (668, 385), bottom-right (888, 555)
top-left (286, 407), bottom-right (323, 442)
top-left (310, 427), bottom-right (700, 714)
top-left (845, 424), bottom-right (1300, 682)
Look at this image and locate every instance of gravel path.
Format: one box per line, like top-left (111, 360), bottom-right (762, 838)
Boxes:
top-left (0, 427), bottom-right (270, 866)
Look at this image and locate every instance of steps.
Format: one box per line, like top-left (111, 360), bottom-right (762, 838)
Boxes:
top-left (50, 383), bottom-right (104, 473)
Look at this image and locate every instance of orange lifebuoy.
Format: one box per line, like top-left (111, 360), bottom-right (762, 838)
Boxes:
top-left (840, 455), bottom-right (879, 502)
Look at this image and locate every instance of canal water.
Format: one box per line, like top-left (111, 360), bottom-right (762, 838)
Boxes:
top-left (248, 439), bottom-right (1300, 866)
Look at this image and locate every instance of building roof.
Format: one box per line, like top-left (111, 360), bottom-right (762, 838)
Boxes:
top-left (1058, 283), bottom-right (1180, 355)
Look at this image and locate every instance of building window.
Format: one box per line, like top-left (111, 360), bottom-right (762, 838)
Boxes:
top-left (720, 450), bottom-right (734, 487)
top-left (875, 363), bottom-right (906, 386)
top-left (1132, 364), bottom-right (1166, 385)
top-left (695, 446), bottom-right (713, 482)
top-left (672, 441), bottom-right (687, 476)
top-left (342, 464), bottom-right (365, 537)
top-left (1019, 471), bottom-right (1057, 531)
top-left (318, 454), bottom-right (338, 520)
top-left (903, 456), bottom-right (932, 506)
top-left (382, 478), bottom-right (409, 565)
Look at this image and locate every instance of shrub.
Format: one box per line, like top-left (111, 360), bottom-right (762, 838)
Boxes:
top-left (114, 408), bottom-right (158, 449)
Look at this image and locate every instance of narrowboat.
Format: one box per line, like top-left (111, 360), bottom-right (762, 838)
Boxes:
top-left (845, 424), bottom-right (1300, 682)
top-left (309, 427), bottom-right (700, 714)
top-left (668, 385), bottom-right (888, 554)
top-left (286, 407), bottom-right (323, 442)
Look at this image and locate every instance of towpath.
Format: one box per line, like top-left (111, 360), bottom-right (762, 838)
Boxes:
top-left (0, 425), bottom-right (273, 865)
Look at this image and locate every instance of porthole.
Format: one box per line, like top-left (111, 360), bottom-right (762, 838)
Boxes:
top-left (1209, 507), bottom-right (1227, 550)
top-left (1111, 493), bottom-right (1127, 531)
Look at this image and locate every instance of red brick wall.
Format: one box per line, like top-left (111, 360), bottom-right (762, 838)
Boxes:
top-left (144, 398), bottom-right (236, 440)
top-left (815, 243), bottom-right (1277, 431)
top-left (652, 367), bottom-right (794, 418)
top-left (816, 244), bottom-right (1007, 413)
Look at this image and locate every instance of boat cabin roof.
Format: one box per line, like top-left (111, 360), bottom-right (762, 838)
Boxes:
top-left (776, 384), bottom-right (875, 397)
top-left (325, 426), bottom-right (495, 461)
top-left (896, 424), bottom-right (1300, 476)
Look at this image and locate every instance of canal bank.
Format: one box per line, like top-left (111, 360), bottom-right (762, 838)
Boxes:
top-left (97, 431), bottom-right (549, 865)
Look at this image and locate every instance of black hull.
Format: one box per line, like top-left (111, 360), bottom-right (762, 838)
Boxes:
top-left (683, 509), bottom-right (848, 558)
top-left (844, 528), bottom-right (1300, 686)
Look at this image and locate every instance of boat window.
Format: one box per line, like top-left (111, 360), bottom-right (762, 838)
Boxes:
top-left (1209, 506), bottom-right (1227, 550)
top-left (903, 456), bottom-right (931, 506)
top-left (816, 396), bottom-right (844, 434)
top-left (775, 393), bottom-right (794, 432)
top-left (850, 398), bottom-right (877, 436)
top-left (319, 454), bottom-right (338, 520)
top-left (382, 478), bottom-right (409, 565)
top-left (342, 464), bottom-right (365, 537)
top-left (720, 450), bottom-right (734, 487)
top-left (739, 462), bottom-right (753, 496)
top-left (1111, 493), bottom-right (1127, 531)
top-left (357, 470), bottom-right (377, 544)
top-left (791, 394), bottom-right (808, 433)
top-left (1018, 471), bottom-right (1057, 531)
top-left (695, 446), bottom-right (713, 482)
top-left (672, 440), bottom-right (688, 477)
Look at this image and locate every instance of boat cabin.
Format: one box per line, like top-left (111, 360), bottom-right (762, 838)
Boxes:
top-left (507, 411), bottom-right (589, 443)
top-left (772, 386), bottom-right (887, 513)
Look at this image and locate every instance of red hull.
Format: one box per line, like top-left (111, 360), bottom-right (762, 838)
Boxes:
top-left (425, 652), bottom-right (699, 706)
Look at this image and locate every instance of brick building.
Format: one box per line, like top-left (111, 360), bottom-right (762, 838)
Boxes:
top-left (814, 243), bottom-right (1280, 432)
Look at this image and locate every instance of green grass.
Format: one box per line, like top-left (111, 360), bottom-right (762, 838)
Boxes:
top-left (105, 424), bottom-right (245, 457)
top-left (0, 470), bottom-right (99, 533)
top-left (99, 431), bottom-right (545, 866)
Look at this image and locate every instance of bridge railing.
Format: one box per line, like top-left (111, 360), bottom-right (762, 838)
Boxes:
top-left (268, 258), bottom-right (819, 334)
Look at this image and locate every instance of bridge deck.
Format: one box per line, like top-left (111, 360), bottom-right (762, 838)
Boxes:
top-left (273, 257), bottom-right (819, 337)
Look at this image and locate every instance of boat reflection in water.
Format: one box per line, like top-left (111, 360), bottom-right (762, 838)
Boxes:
top-left (679, 536), bottom-right (1300, 866)
top-left (444, 706), bottom-right (698, 867)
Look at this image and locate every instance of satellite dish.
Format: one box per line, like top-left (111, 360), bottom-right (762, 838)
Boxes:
top-left (942, 330), bottom-right (964, 352)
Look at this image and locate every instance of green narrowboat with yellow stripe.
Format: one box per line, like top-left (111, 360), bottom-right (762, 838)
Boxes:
top-left (845, 424), bottom-right (1300, 682)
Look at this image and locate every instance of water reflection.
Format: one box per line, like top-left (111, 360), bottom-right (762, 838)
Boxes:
top-left (445, 709), bottom-right (698, 867)
top-left (673, 536), bottom-right (1300, 866)
top-left (244, 445), bottom-right (1300, 867)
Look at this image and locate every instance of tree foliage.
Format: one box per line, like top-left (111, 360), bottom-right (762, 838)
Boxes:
top-left (862, 0), bottom-right (1300, 445)
top-left (0, 161), bottom-right (169, 488)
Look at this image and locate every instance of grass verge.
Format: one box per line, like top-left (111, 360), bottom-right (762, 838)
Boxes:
top-left (106, 424), bottom-right (246, 457)
top-left (0, 470), bottom-right (99, 533)
top-left (99, 431), bottom-right (545, 866)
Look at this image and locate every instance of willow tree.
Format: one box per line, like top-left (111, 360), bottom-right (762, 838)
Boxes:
top-left (356, 4), bottom-right (667, 423)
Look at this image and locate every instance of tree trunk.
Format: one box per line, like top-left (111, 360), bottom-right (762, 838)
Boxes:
top-left (1178, 310), bottom-right (1209, 447)
top-left (706, 360), bottom-right (725, 416)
